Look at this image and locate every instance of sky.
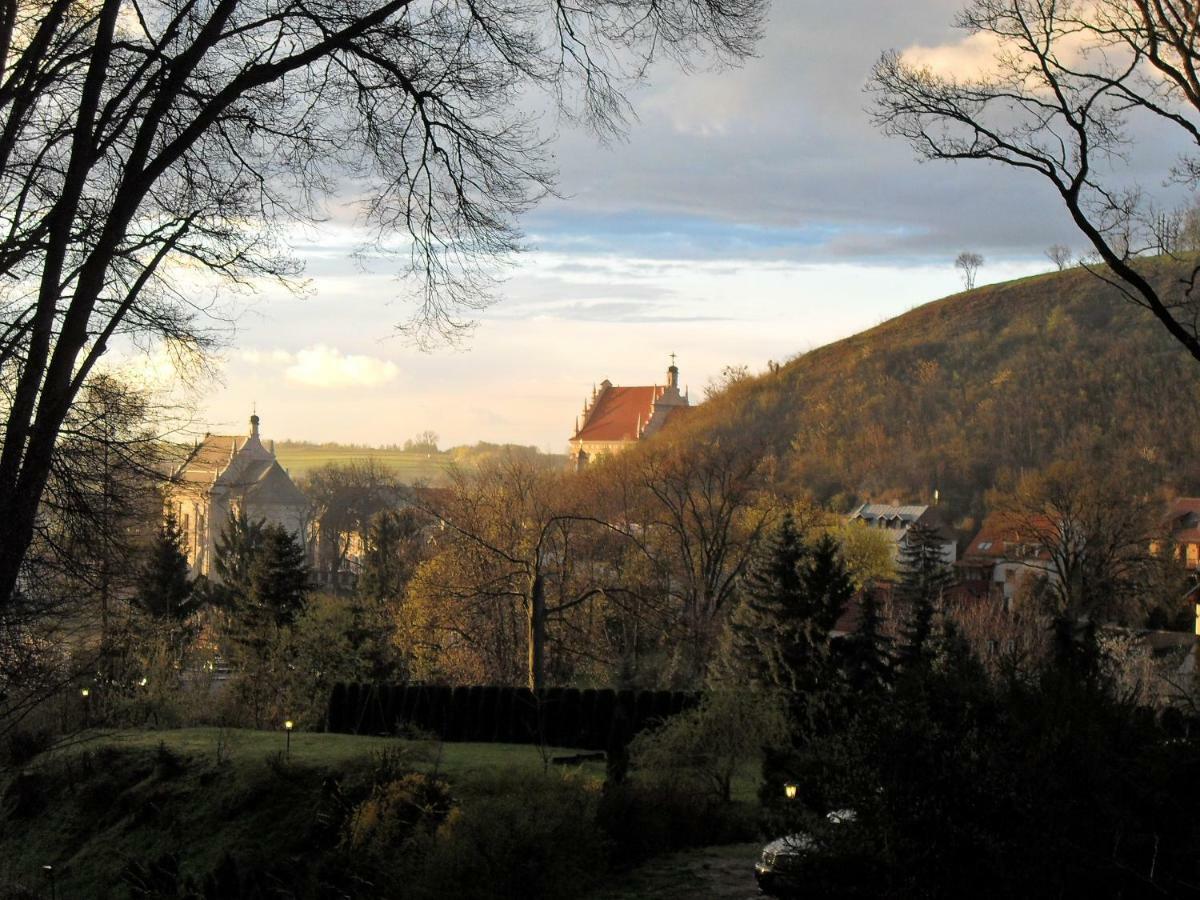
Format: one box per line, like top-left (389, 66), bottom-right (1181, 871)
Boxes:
top-left (138, 0), bottom-right (1164, 451)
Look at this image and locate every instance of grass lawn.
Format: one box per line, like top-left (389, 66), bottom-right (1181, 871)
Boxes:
top-left (43, 726), bottom-right (607, 784)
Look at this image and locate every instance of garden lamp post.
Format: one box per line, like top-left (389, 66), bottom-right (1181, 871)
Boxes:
top-left (284, 720), bottom-right (294, 757)
top-left (42, 864), bottom-right (55, 900)
top-left (80, 688), bottom-right (90, 729)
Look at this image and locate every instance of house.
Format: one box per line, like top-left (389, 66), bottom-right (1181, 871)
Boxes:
top-left (165, 413), bottom-right (309, 577)
top-left (846, 502), bottom-right (957, 566)
top-left (569, 357), bottom-right (691, 467)
top-left (1156, 497), bottom-right (1200, 569)
top-left (958, 512), bottom-right (1056, 608)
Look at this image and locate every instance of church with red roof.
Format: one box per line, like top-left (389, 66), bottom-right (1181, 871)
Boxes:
top-left (569, 357), bottom-right (691, 467)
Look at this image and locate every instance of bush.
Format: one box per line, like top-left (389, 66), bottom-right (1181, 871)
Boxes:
top-left (346, 772), bottom-right (453, 854)
top-left (596, 779), bottom-right (757, 865)
top-left (628, 689), bottom-right (788, 803)
top-left (0, 728), bottom-right (52, 769)
top-left (407, 772), bottom-right (607, 900)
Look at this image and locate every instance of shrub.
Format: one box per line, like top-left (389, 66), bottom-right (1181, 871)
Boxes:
top-left (596, 779), bottom-right (757, 865)
top-left (346, 772), bottom-right (453, 854)
top-left (408, 773), bottom-right (607, 900)
top-left (0, 728), bottom-right (52, 769)
top-left (628, 689), bottom-right (788, 803)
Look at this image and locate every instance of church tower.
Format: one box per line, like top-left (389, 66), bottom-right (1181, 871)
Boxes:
top-left (568, 355), bottom-right (692, 464)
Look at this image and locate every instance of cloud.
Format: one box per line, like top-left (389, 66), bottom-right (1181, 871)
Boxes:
top-left (241, 345), bottom-right (400, 389)
top-left (900, 30), bottom-right (1005, 79)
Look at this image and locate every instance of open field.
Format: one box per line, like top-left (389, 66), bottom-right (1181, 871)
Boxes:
top-left (272, 443), bottom-right (452, 481)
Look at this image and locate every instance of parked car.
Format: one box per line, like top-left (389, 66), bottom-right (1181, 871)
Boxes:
top-left (754, 810), bottom-right (855, 897)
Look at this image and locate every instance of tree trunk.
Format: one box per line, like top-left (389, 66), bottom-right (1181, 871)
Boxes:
top-left (527, 572), bottom-right (546, 692)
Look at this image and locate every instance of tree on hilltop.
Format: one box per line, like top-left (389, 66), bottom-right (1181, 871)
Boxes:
top-left (870, 0), bottom-right (1200, 364)
top-left (956, 251), bottom-right (983, 291)
top-left (1046, 245), bottom-right (1072, 271)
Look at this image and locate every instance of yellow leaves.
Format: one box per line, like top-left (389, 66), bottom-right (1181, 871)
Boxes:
top-left (916, 358), bottom-right (941, 385)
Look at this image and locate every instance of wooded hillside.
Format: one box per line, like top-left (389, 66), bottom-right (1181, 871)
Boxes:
top-left (672, 260), bottom-right (1200, 525)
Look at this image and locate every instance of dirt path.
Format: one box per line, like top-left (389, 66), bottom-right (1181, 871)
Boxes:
top-left (590, 842), bottom-right (764, 899)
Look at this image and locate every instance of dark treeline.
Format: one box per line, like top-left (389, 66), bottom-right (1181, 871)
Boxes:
top-left (327, 683), bottom-right (697, 751)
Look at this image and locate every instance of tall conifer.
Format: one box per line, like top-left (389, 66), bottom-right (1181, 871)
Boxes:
top-left (895, 521), bottom-right (955, 666)
top-left (133, 512), bottom-right (194, 620)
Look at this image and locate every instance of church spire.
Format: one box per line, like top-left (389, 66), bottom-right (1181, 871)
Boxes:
top-left (666, 352), bottom-right (679, 391)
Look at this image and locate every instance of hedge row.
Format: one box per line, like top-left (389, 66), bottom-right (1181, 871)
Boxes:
top-left (325, 684), bottom-right (697, 750)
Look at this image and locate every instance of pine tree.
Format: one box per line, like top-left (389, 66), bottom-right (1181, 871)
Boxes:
top-left (802, 533), bottom-right (856, 636)
top-left (357, 508), bottom-right (422, 604)
top-left (839, 584), bottom-right (893, 695)
top-left (717, 517), bottom-right (853, 736)
top-left (717, 512), bottom-right (809, 692)
top-left (895, 521), bottom-right (955, 667)
top-left (211, 507), bottom-right (266, 606)
top-left (133, 512), bottom-right (194, 620)
top-left (248, 524), bottom-right (310, 628)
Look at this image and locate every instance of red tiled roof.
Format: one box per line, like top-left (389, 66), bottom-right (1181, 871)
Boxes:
top-left (962, 511), bottom-right (1055, 562)
top-left (574, 386), bottom-right (661, 442)
top-left (1163, 497), bottom-right (1200, 543)
top-left (172, 434), bottom-right (245, 484)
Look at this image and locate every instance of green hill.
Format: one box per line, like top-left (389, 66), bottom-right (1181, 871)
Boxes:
top-left (273, 441), bottom-right (452, 481)
top-left (672, 260), bottom-right (1200, 524)
top-left (272, 442), bottom-right (567, 481)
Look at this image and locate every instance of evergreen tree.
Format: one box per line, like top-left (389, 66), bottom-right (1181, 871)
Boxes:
top-left (357, 508), bottom-right (423, 604)
top-left (133, 512), bottom-right (194, 620)
top-left (802, 533), bottom-right (856, 636)
top-left (211, 508), bottom-right (266, 606)
top-left (219, 521), bottom-right (309, 728)
top-left (248, 524), bottom-right (310, 628)
top-left (717, 512), bottom-right (809, 692)
top-left (718, 518), bottom-right (853, 735)
top-left (894, 521), bottom-right (955, 667)
top-left (839, 584), bottom-right (892, 695)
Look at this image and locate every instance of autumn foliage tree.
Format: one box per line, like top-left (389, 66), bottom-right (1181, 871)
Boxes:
top-left (406, 454), bottom-right (636, 690)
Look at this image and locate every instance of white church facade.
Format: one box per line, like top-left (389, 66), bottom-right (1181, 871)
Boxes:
top-left (166, 414), bottom-right (309, 577)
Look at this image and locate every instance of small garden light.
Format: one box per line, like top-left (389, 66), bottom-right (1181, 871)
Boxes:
top-left (42, 864), bottom-right (55, 900)
top-left (284, 719), bottom-right (294, 756)
top-left (784, 783), bottom-right (798, 801)
top-left (79, 688), bottom-right (89, 698)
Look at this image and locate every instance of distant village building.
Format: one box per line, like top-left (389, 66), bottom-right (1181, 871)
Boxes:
top-left (569, 356), bottom-right (691, 468)
top-left (1152, 497), bottom-right (1200, 641)
top-left (1156, 497), bottom-right (1200, 570)
top-left (846, 502), bottom-right (957, 566)
top-left (958, 512), bottom-right (1057, 608)
top-left (166, 414), bottom-right (309, 577)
